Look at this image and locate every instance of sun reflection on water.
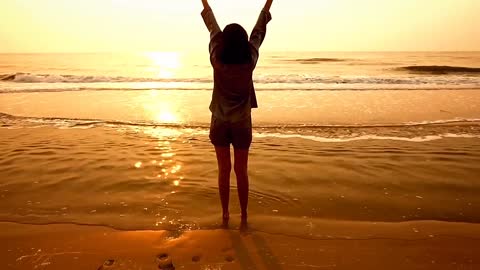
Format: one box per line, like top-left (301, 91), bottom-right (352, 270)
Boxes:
top-left (156, 111), bottom-right (178, 123)
top-left (127, 112), bottom-right (191, 228)
top-left (141, 128), bottom-right (184, 189)
top-left (140, 90), bottom-right (184, 125)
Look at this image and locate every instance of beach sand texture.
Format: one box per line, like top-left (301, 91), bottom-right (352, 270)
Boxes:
top-left (2, 221), bottom-right (480, 270)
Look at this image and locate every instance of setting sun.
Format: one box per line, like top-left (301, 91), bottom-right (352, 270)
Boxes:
top-left (146, 52), bottom-right (181, 78)
top-left (156, 111), bottom-right (178, 123)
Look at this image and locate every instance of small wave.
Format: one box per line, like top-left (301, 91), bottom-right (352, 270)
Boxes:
top-left (3, 86), bottom-right (480, 94)
top-left (399, 65), bottom-right (480, 74)
top-left (0, 73), bottom-right (211, 84)
top-left (255, 133), bottom-right (480, 143)
top-left (0, 113), bottom-right (209, 129)
top-left (2, 113), bottom-right (480, 143)
top-left (1, 72), bottom-right (480, 89)
top-left (287, 58), bottom-right (347, 63)
top-left (2, 112), bottom-right (480, 129)
top-left (0, 74), bottom-right (16, 81)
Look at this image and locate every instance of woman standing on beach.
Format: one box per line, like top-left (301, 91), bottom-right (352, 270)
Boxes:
top-left (201, 0), bottom-right (273, 223)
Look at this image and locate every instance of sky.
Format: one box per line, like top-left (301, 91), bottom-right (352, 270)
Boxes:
top-left (1, 0), bottom-right (479, 53)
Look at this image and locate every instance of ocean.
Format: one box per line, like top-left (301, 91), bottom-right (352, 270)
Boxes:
top-left (0, 51), bottom-right (479, 236)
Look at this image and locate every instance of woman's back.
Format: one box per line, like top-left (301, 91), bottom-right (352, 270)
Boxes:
top-left (201, 4), bottom-right (271, 122)
top-left (211, 62), bottom-right (255, 122)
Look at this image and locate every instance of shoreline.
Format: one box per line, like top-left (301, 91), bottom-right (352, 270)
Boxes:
top-left (2, 220), bottom-right (479, 269)
top-left (1, 89), bottom-right (480, 126)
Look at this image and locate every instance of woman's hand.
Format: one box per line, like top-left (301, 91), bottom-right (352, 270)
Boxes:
top-left (202, 0), bottom-right (210, 9)
top-left (263, 0), bottom-right (273, 11)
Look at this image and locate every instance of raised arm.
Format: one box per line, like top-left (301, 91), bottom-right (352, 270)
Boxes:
top-left (201, 0), bottom-right (222, 58)
top-left (201, 0), bottom-right (221, 38)
top-left (263, 0), bottom-right (273, 12)
top-left (201, 0), bottom-right (211, 10)
top-left (249, 0), bottom-right (273, 52)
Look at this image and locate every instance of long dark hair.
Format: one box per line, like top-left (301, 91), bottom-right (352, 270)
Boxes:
top-left (220, 24), bottom-right (252, 65)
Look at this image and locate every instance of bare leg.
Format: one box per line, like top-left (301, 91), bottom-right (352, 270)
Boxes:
top-left (215, 146), bottom-right (231, 221)
top-left (234, 148), bottom-right (249, 221)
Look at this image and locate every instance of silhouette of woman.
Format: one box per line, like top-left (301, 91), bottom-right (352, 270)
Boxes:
top-left (201, 0), bottom-right (273, 223)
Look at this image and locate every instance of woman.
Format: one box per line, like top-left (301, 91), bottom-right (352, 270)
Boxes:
top-left (201, 0), bottom-right (273, 223)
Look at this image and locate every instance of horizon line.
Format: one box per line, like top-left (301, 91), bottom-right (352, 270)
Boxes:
top-left (1, 50), bottom-right (480, 54)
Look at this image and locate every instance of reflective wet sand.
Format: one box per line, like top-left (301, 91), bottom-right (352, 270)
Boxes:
top-left (1, 125), bottom-right (479, 232)
top-left (1, 89), bottom-right (480, 125)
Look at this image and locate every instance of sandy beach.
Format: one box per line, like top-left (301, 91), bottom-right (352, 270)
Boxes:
top-left (3, 220), bottom-right (480, 270)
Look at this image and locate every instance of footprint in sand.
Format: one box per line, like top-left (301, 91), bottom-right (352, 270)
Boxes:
top-left (157, 253), bottom-right (169, 261)
top-left (157, 253), bottom-right (175, 270)
top-left (166, 230), bottom-right (183, 240)
top-left (97, 259), bottom-right (115, 270)
top-left (192, 255), bottom-right (201, 262)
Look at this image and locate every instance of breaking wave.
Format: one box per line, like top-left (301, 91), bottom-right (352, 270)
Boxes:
top-left (1, 72), bottom-right (479, 93)
top-left (399, 65), bottom-right (480, 74)
top-left (286, 58), bottom-right (347, 63)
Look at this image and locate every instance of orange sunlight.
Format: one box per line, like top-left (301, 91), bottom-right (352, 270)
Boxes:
top-left (1, 0), bottom-right (479, 52)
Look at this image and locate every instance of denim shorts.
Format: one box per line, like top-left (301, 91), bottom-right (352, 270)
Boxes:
top-left (209, 115), bottom-right (252, 149)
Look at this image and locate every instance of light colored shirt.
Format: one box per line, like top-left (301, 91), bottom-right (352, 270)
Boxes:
top-left (202, 8), bottom-right (272, 122)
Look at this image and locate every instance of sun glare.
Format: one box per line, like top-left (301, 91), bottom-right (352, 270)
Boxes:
top-left (146, 52), bottom-right (181, 78)
top-left (156, 111), bottom-right (178, 123)
top-left (139, 91), bottom-right (184, 124)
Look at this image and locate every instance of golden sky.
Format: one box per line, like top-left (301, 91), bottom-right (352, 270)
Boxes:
top-left (1, 0), bottom-right (479, 53)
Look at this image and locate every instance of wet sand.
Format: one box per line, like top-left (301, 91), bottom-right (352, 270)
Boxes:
top-left (2, 221), bottom-right (480, 270)
top-left (1, 89), bottom-right (480, 125)
top-left (1, 126), bottom-right (480, 228)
